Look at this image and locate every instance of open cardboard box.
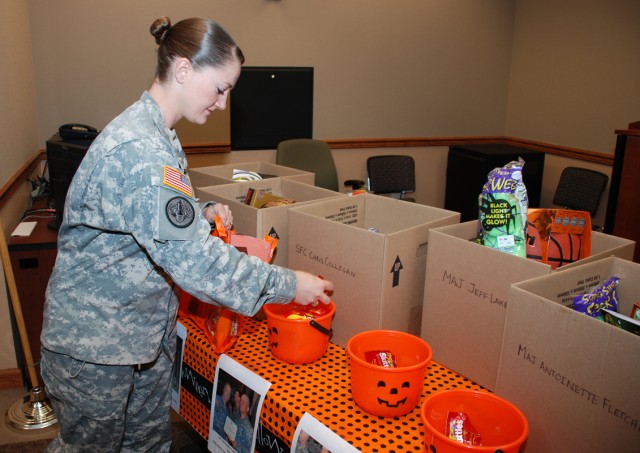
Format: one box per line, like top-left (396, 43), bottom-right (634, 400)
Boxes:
top-left (195, 179), bottom-right (344, 267)
top-left (496, 256), bottom-right (640, 453)
top-left (420, 220), bottom-right (635, 390)
top-left (287, 193), bottom-right (460, 346)
top-left (188, 162), bottom-right (314, 189)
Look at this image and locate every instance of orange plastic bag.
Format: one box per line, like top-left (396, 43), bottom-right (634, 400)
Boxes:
top-left (177, 216), bottom-right (278, 353)
top-left (526, 209), bottom-right (592, 270)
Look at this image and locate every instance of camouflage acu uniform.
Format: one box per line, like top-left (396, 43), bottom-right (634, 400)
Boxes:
top-left (41, 92), bottom-right (296, 452)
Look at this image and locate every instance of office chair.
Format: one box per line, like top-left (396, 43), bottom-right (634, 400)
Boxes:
top-left (366, 155), bottom-right (416, 202)
top-left (277, 138), bottom-right (365, 192)
top-left (276, 139), bottom-right (341, 191)
top-left (553, 166), bottom-right (609, 229)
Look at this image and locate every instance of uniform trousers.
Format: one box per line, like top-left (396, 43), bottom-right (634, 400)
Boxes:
top-left (41, 347), bottom-right (174, 452)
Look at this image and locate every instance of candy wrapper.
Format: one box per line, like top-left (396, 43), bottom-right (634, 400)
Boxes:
top-left (572, 276), bottom-right (620, 320)
top-left (526, 209), bottom-right (591, 270)
top-left (364, 350), bottom-right (397, 368)
top-left (477, 158), bottom-right (528, 257)
top-left (446, 412), bottom-right (483, 446)
top-left (282, 303), bottom-right (333, 320)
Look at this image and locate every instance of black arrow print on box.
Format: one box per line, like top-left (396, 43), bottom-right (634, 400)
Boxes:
top-left (268, 227), bottom-right (279, 239)
top-left (390, 255), bottom-right (403, 287)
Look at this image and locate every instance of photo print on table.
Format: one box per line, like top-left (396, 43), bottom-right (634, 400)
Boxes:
top-left (208, 354), bottom-right (272, 453)
top-left (292, 412), bottom-right (361, 453)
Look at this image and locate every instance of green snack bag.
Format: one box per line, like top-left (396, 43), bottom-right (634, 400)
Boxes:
top-left (477, 158), bottom-right (528, 257)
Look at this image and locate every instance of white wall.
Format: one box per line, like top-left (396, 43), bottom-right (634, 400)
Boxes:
top-left (506, 0), bottom-right (640, 152)
top-left (0, 0), bottom-right (39, 372)
top-left (28, 0), bottom-right (515, 145)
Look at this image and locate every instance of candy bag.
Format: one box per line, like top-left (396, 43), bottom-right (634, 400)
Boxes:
top-left (282, 303), bottom-right (333, 320)
top-left (177, 291), bottom-right (244, 354)
top-left (477, 158), bottom-right (528, 257)
top-left (364, 350), bottom-right (397, 368)
top-left (526, 209), bottom-right (591, 269)
top-left (177, 215), bottom-right (279, 353)
top-left (572, 276), bottom-right (620, 320)
top-left (446, 411), bottom-right (483, 446)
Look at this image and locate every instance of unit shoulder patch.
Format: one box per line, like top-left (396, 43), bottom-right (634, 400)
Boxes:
top-left (165, 196), bottom-right (195, 228)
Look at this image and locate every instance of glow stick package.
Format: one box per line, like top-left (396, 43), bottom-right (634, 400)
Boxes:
top-left (477, 158), bottom-right (528, 257)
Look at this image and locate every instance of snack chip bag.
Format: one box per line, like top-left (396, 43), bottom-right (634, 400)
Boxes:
top-left (572, 275), bottom-right (620, 320)
top-left (477, 158), bottom-right (528, 257)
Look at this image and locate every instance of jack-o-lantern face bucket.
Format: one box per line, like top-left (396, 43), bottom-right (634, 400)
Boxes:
top-left (346, 330), bottom-right (433, 418)
top-left (264, 301), bottom-right (336, 365)
top-left (421, 389), bottom-right (528, 453)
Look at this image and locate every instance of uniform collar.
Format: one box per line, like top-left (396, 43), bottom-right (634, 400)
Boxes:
top-left (140, 91), bottom-right (188, 171)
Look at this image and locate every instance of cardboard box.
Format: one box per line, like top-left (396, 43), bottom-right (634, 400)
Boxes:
top-left (420, 220), bottom-right (635, 390)
top-left (496, 256), bottom-right (640, 453)
top-left (287, 193), bottom-right (460, 346)
top-left (188, 162), bottom-right (314, 188)
top-left (195, 179), bottom-right (344, 267)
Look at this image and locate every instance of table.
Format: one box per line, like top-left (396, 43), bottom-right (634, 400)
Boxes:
top-left (178, 317), bottom-right (487, 452)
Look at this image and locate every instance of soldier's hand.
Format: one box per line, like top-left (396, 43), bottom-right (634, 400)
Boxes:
top-left (293, 271), bottom-right (334, 306)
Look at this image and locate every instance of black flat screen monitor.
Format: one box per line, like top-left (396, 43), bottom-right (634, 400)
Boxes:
top-left (46, 134), bottom-right (93, 231)
top-left (230, 66), bottom-right (313, 150)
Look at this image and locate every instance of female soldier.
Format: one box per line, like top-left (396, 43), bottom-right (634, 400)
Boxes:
top-left (40, 16), bottom-right (332, 452)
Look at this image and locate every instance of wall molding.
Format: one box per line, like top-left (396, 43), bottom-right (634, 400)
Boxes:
top-left (0, 368), bottom-right (23, 390)
top-left (1, 136), bottom-right (613, 208)
top-left (181, 136), bottom-right (614, 165)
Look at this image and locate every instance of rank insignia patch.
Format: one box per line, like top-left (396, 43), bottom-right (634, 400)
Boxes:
top-left (165, 196), bottom-right (195, 228)
top-left (163, 166), bottom-right (193, 197)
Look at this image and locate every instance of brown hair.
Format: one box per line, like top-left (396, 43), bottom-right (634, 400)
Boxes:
top-left (149, 17), bottom-right (245, 82)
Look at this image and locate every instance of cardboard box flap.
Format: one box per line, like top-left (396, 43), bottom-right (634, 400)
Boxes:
top-left (288, 194), bottom-right (460, 346)
top-left (290, 193), bottom-right (459, 234)
top-left (496, 256), bottom-right (640, 453)
top-left (195, 179), bottom-right (343, 267)
top-left (189, 162), bottom-right (314, 188)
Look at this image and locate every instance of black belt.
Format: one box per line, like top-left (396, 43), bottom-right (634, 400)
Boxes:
top-left (131, 361), bottom-right (156, 371)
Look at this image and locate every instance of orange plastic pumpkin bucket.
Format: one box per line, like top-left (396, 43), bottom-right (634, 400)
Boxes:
top-left (263, 301), bottom-right (336, 364)
top-left (421, 389), bottom-right (529, 453)
top-left (346, 330), bottom-right (433, 417)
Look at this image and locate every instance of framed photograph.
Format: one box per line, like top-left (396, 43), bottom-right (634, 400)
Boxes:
top-left (208, 354), bottom-right (272, 453)
top-left (291, 413), bottom-right (360, 453)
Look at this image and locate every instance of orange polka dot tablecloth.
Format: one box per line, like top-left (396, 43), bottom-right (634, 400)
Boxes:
top-left (177, 316), bottom-right (486, 452)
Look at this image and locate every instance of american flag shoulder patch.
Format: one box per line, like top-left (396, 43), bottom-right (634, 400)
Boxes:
top-left (163, 166), bottom-right (193, 197)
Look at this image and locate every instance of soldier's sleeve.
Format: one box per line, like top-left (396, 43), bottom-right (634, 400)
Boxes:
top-left (122, 162), bottom-right (296, 317)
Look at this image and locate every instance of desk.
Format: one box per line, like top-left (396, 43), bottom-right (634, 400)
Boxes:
top-left (178, 317), bottom-right (486, 452)
top-left (8, 211), bottom-right (57, 386)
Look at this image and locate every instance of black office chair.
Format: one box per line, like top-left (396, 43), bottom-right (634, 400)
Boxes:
top-left (553, 166), bottom-right (609, 229)
top-left (366, 155), bottom-right (416, 202)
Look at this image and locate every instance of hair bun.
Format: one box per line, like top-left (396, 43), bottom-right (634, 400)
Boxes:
top-left (150, 16), bottom-right (172, 45)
